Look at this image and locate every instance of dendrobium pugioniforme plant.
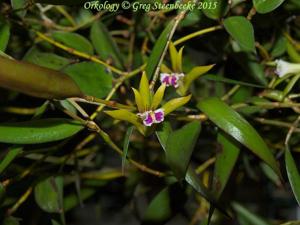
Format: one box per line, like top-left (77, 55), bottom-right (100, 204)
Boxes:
top-left (160, 42), bottom-right (215, 96)
top-left (105, 72), bottom-right (191, 136)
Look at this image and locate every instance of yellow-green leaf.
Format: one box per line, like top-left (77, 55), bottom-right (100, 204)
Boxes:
top-left (132, 88), bottom-right (144, 112)
top-left (179, 64), bottom-right (215, 95)
top-left (105, 109), bottom-right (144, 134)
top-left (169, 42), bottom-right (178, 72)
top-left (151, 84), bottom-right (166, 109)
top-left (176, 46), bottom-right (184, 72)
top-left (139, 72), bottom-right (151, 108)
top-left (162, 95), bottom-right (191, 115)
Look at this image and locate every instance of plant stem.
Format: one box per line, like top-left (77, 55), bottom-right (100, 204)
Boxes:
top-left (173, 25), bottom-right (222, 46)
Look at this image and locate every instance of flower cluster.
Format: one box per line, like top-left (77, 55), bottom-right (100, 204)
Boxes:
top-left (159, 42), bottom-right (214, 95)
top-left (105, 73), bottom-right (191, 135)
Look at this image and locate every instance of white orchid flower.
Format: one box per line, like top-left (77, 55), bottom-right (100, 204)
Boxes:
top-left (275, 60), bottom-right (300, 78)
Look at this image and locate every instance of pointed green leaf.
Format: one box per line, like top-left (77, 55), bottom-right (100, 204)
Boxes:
top-left (105, 110), bottom-right (145, 134)
top-left (63, 62), bottom-right (112, 98)
top-left (232, 202), bottom-right (271, 225)
top-left (52, 31), bottom-right (93, 55)
top-left (202, 0), bottom-right (228, 20)
top-left (156, 123), bottom-right (224, 213)
top-left (143, 186), bottom-right (172, 223)
top-left (253, 0), bottom-right (285, 14)
top-left (0, 119), bottom-right (83, 144)
top-left (161, 64), bottom-right (173, 73)
top-left (34, 176), bottom-right (64, 213)
top-left (176, 46), bottom-right (184, 72)
top-left (0, 147), bottom-right (23, 174)
top-left (11, 0), bottom-right (26, 17)
top-left (179, 65), bottom-right (214, 95)
top-left (162, 95), bottom-right (191, 115)
top-left (224, 16), bottom-right (256, 52)
top-left (139, 72), bottom-right (151, 108)
top-left (156, 122), bottom-right (172, 151)
top-left (0, 19), bottom-right (10, 52)
top-left (165, 122), bottom-right (201, 179)
top-left (90, 21), bottom-right (124, 69)
top-left (213, 132), bottom-right (240, 198)
top-left (151, 84), bottom-right (166, 109)
top-left (145, 20), bottom-right (175, 79)
top-left (197, 97), bottom-right (281, 177)
top-left (51, 220), bottom-right (61, 225)
top-left (169, 42), bottom-right (178, 72)
top-left (285, 148), bottom-right (300, 206)
top-left (132, 88), bottom-right (144, 112)
top-left (122, 126), bottom-right (134, 172)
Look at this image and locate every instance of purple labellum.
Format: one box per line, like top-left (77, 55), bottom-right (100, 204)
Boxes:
top-left (160, 73), bottom-right (184, 88)
top-left (144, 112), bottom-right (154, 126)
top-left (137, 109), bottom-right (165, 127)
top-left (154, 109), bottom-right (164, 123)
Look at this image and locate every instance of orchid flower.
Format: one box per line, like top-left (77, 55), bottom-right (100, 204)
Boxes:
top-left (275, 59), bottom-right (300, 78)
top-left (105, 72), bottom-right (191, 136)
top-left (160, 42), bottom-right (215, 96)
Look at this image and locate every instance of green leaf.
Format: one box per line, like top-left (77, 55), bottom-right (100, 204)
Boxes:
top-left (139, 72), bottom-right (151, 108)
top-left (287, 41), bottom-right (300, 63)
top-left (11, 0), bottom-right (26, 17)
top-left (64, 188), bottom-right (96, 212)
top-left (178, 65), bottom-right (214, 95)
top-left (145, 20), bottom-right (175, 79)
top-left (202, 0), bottom-right (228, 20)
top-left (90, 21), bottom-right (124, 69)
top-left (151, 84), bottom-right (166, 109)
top-left (197, 97), bottom-right (281, 176)
top-left (63, 62), bottom-right (112, 98)
top-left (51, 220), bottom-right (61, 225)
top-left (169, 42), bottom-right (178, 72)
top-left (143, 186), bottom-right (172, 223)
top-left (23, 47), bottom-right (71, 70)
top-left (3, 217), bottom-right (20, 225)
top-left (213, 132), bottom-right (240, 198)
top-left (165, 122), bottom-right (201, 179)
top-left (224, 16), bottom-right (256, 52)
top-left (162, 95), bottom-right (191, 115)
top-left (122, 126), bottom-right (134, 172)
top-left (34, 176), bottom-right (64, 213)
top-left (232, 202), bottom-right (271, 225)
top-left (104, 110), bottom-right (145, 135)
top-left (285, 148), bottom-right (300, 206)
top-left (156, 123), bottom-right (223, 213)
top-left (52, 31), bottom-right (93, 55)
top-left (0, 56), bottom-right (83, 99)
top-left (0, 147), bottom-right (23, 174)
top-left (253, 0), bottom-right (285, 14)
top-left (132, 88), bottom-right (144, 112)
top-left (0, 118), bottom-right (83, 144)
top-left (0, 19), bottom-right (10, 52)
top-left (156, 122), bottom-right (172, 151)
